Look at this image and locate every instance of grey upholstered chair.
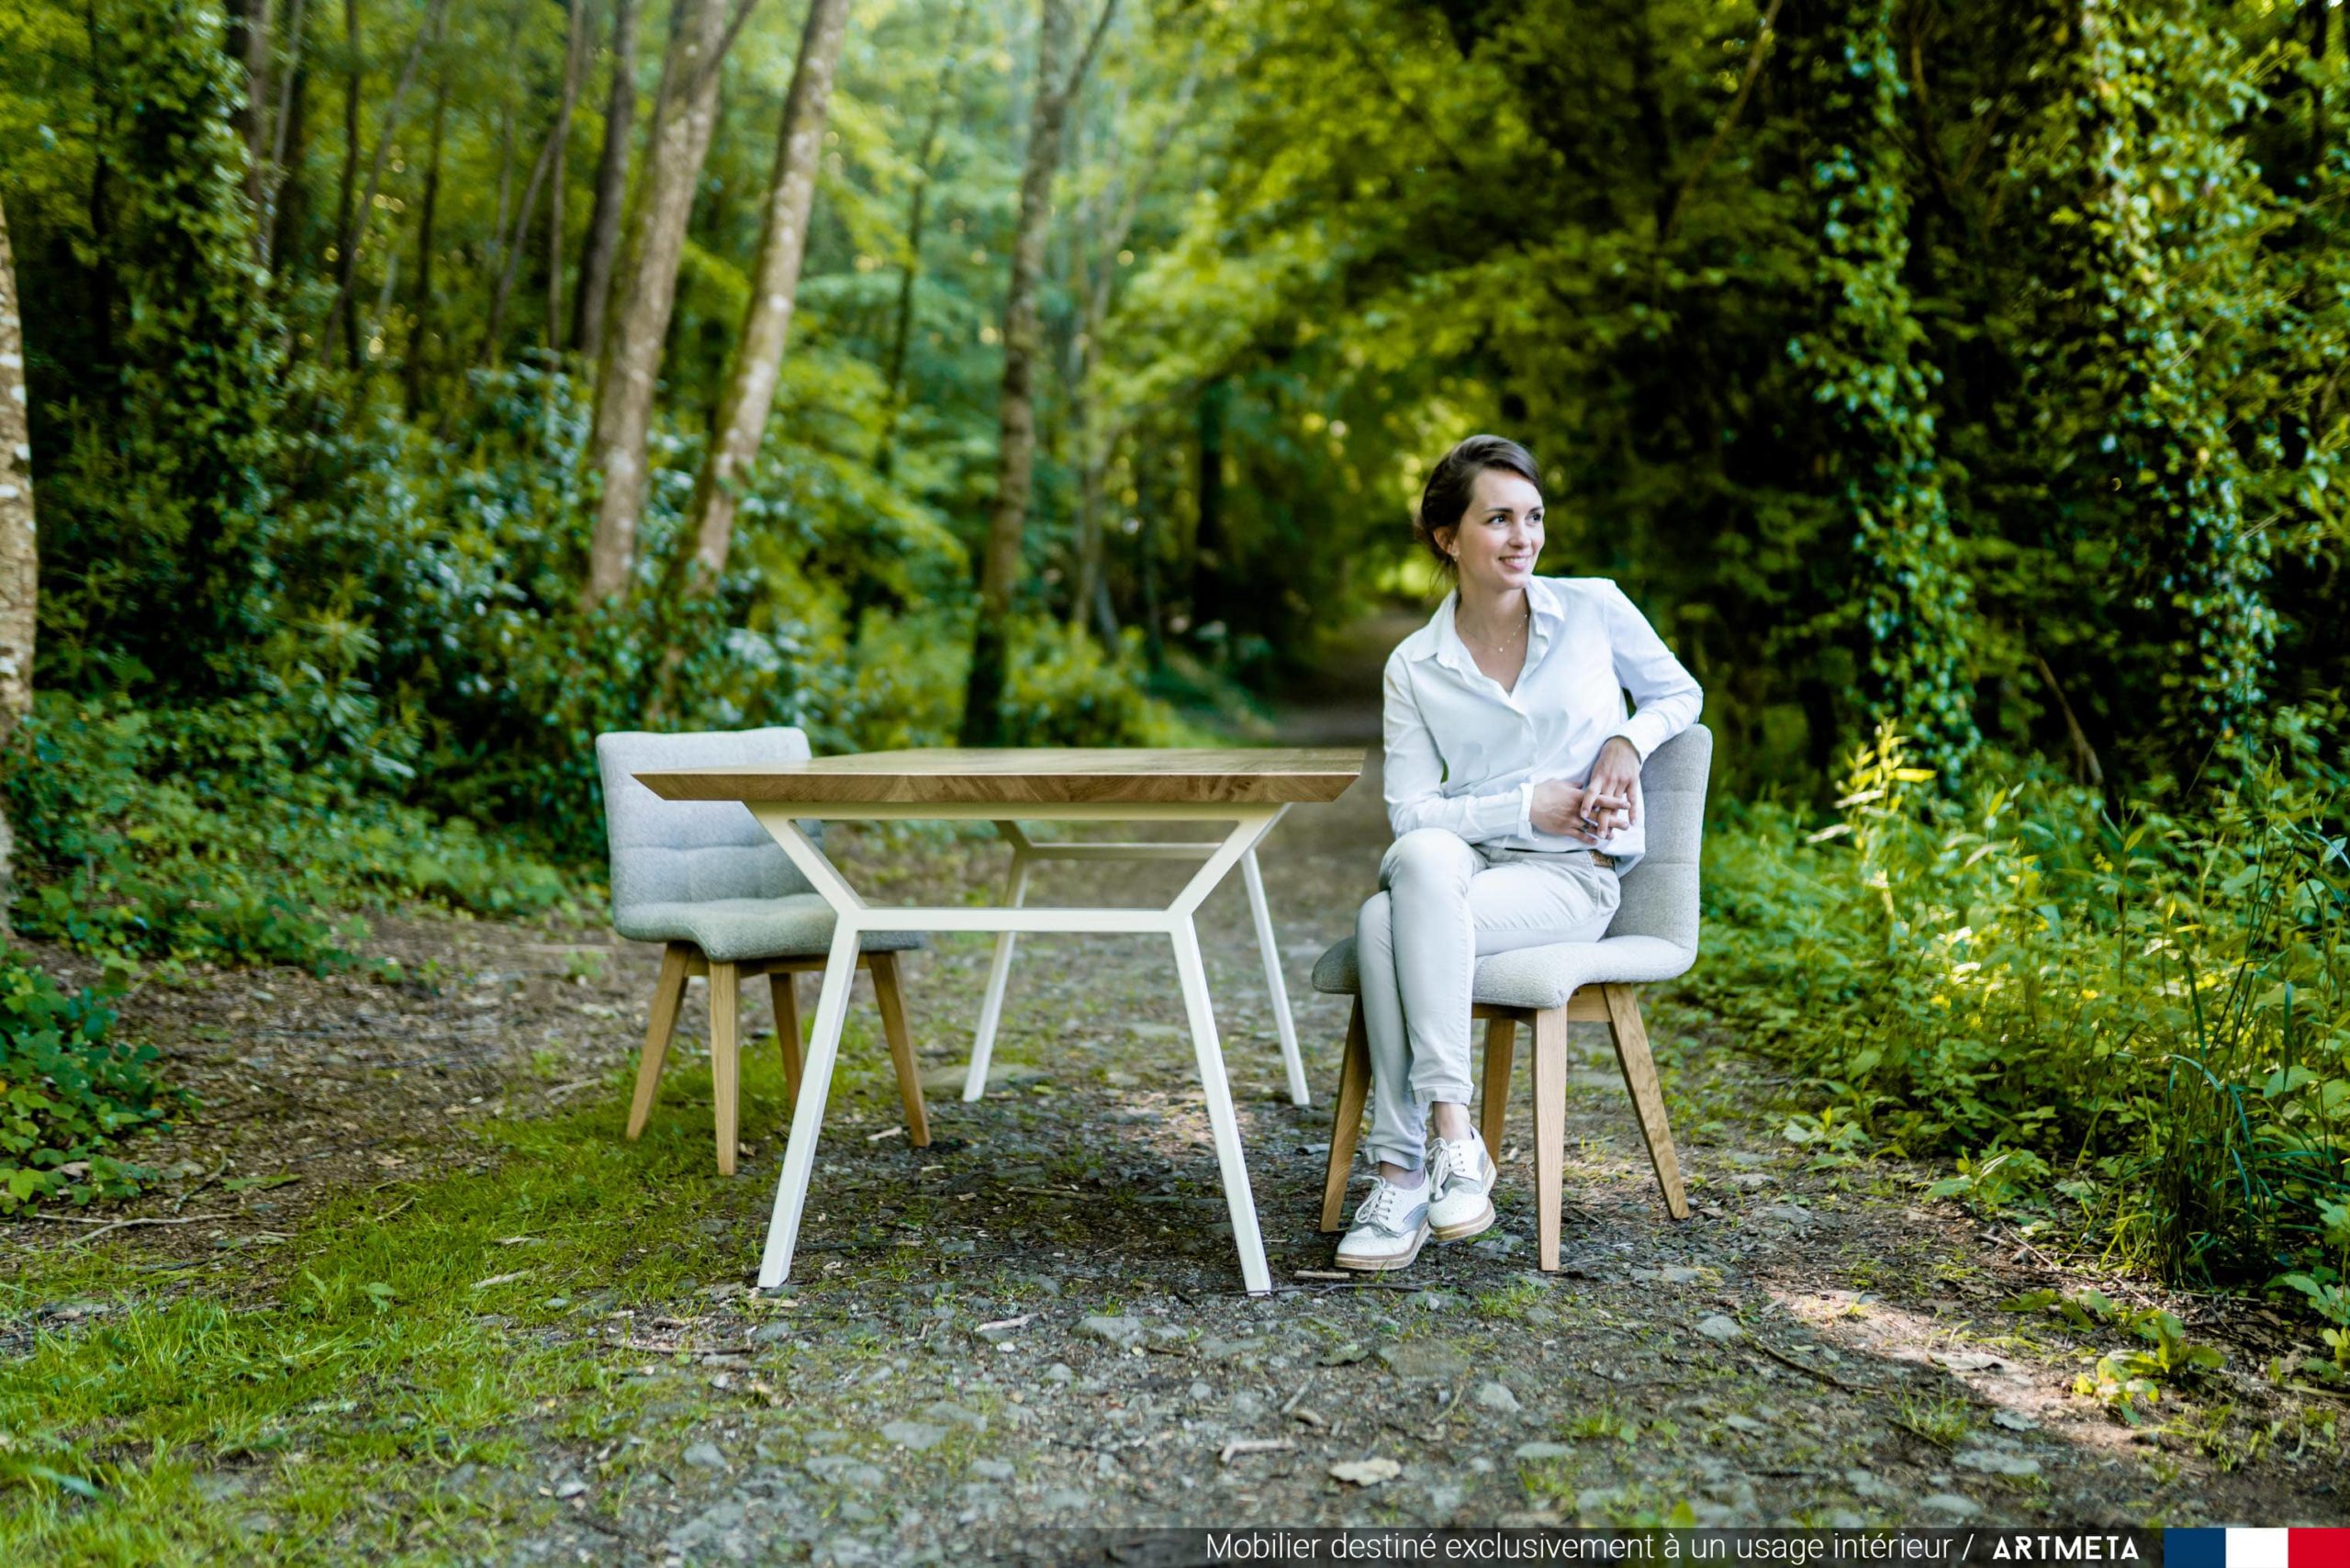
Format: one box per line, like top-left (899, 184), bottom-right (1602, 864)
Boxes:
top-left (596, 727), bottom-right (931, 1175)
top-left (1312, 723), bottom-right (1713, 1270)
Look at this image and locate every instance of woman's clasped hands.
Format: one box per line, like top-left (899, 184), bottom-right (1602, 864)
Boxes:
top-left (1530, 734), bottom-right (1641, 846)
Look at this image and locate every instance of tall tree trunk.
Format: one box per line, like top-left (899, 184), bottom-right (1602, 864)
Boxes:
top-left (581, 0), bottom-right (745, 608)
top-left (484, 78), bottom-right (574, 366)
top-left (679, 0), bottom-right (853, 586)
top-left (1189, 375), bottom-right (1227, 629)
top-left (262, 0), bottom-right (310, 274)
top-left (1066, 62), bottom-right (1192, 637)
top-left (1136, 454), bottom-right (1161, 669)
top-left (0, 197), bottom-right (39, 934)
top-left (961, 0), bottom-right (1119, 745)
top-left (875, 0), bottom-right (975, 478)
top-left (232, 0), bottom-right (276, 229)
top-left (86, 30), bottom-right (118, 411)
top-left (333, 0), bottom-right (362, 365)
top-left (546, 0), bottom-right (588, 352)
top-left (404, 75), bottom-right (448, 416)
top-left (2311, 0), bottom-right (2330, 190)
top-left (323, 0), bottom-right (447, 366)
top-left (573, 0), bottom-right (642, 364)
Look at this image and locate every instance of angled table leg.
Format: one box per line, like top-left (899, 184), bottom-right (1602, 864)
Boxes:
top-left (1164, 806), bottom-right (1286, 1296)
top-left (1241, 848), bottom-right (1310, 1107)
top-left (966, 821), bottom-right (1032, 1103)
top-left (749, 815), bottom-right (867, 1291)
top-left (747, 801), bottom-right (1292, 1297)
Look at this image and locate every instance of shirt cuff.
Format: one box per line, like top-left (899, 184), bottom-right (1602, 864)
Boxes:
top-left (1516, 781), bottom-right (1534, 840)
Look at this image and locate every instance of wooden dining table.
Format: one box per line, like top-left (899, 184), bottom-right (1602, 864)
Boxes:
top-left (635, 746), bottom-right (1365, 1296)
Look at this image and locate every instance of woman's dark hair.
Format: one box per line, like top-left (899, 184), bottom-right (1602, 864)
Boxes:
top-left (1413, 434), bottom-right (1543, 575)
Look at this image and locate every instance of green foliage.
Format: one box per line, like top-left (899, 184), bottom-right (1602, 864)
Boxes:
top-left (1788, 0), bottom-right (1979, 778)
top-left (0, 954), bottom-right (172, 1214)
top-left (2003, 0), bottom-right (2287, 775)
top-left (1000, 618), bottom-right (1192, 747)
top-left (42, 0), bottom-right (285, 689)
top-left (0, 692), bottom-right (569, 970)
top-left (1695, 723), bottom-right (2350, 1315)
top-left (2003, 1287), bottom-right (2227, 1424)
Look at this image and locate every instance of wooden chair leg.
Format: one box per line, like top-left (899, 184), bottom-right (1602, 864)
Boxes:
top-left (711, 961), bottom-right (741, 1177)
top-left (1318, 998), bottom-right (1372, 1233)
top-left (768, 970), bottom-right (803, 1107)
top-left (1604, 983), bottom-right (1689, 1219)
top-left (1479, 1014), bottom-right (1516, 1153)
top-left (1532, 1003), bottom-right (1568, 1271)
top-left (626, 943), bottom-right (693, 1141)
top-left (867, 950), bottom-right (932, 1148)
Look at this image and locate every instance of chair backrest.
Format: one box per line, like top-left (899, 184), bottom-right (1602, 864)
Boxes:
top-left (1606, 723), bottom-right (1712, 952)
top-left (595, 728), bottom-right (819, 919)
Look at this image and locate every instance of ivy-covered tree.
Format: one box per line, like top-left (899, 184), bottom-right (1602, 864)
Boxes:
top-left (1787, 0), bottom-right (1980, 780)
top-left (1999, 0), bottom-right (2281, 781)
top-left (63, 0), bottom-right (284, 691)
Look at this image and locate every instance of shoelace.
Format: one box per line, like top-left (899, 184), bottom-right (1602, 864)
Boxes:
top-left (1430, 1137), bottom-right (1485, 1195)
top-left (1356, 1180), bottom-right (1417, 1235)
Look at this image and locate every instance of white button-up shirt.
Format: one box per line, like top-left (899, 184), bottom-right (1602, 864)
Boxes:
top-left (1382, 576), bottom-right (1704, 873)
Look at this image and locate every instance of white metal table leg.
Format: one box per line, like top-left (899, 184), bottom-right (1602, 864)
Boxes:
top-left (966, 821), bottom-right (1032, 1103)
top-left (1242, 848), bottom-right (1309, 1107)
top-left (757, 931), bottom-right (856, 1290)
top-left (1169, 913), bottom-right (1273, 1296)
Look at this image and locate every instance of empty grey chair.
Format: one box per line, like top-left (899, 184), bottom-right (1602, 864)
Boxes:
top-left (597, 727), bottom-right (931, 1175)
top-left (1312, 723), bottom-right (1713, 1269)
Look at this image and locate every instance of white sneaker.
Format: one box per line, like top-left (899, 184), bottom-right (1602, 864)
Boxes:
top-left (1427, 1131), bottom-right (1497, 1241)
top-left (1334, 1176), bottom-right (1431, 1271)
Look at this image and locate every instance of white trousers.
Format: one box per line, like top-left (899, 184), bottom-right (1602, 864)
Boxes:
top-left (1357, 827), bottom-right (1621, 1170)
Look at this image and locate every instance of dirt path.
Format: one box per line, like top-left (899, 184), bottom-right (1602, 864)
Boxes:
top-left (7, 667), bottom-right (2346, 1560)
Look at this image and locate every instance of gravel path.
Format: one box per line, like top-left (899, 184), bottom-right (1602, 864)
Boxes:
top-left (12, 655), bottom-right (2344, 1560)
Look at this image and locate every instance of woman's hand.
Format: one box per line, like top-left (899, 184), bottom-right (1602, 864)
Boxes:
top-left (1530, 778), bottom-right (1631, 843)
top-left (1583, 736), bottom-right (1642, 836)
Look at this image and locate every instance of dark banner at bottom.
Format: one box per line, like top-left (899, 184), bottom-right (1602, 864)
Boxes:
top-left (985, 1529), bottom-right (2180, 1568)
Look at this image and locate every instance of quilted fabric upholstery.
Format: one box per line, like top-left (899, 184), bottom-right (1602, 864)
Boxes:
top-left (596, 728), bottom-right (920, 960)
top-left (1312, 723), bottom-right (1713, 1009)
top-left (613, 897), bottom-right (922, 963)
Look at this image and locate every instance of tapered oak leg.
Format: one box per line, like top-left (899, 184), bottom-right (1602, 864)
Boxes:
top-left (1532, 1004), bottom-right (1568, 1271)
top-left (1318, 999), bottom-right (1372, 1233)
top-left (1480, 1014), bottom-right (1516, 1154)
top-left (711, 961), bottom-right (741, 1177)
top-left (1604, 983), bottom-right (1688, 1220)
top-left (868, 949), bottom-right (931, 1148)
top-left (768, 970), bottom-right (803, 1106)
top-left (627, 943), bottom-right (693, 1141)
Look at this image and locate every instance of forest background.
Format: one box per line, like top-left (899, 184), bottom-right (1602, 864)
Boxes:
top-left (0, 0), bottom-right (2347, 1353)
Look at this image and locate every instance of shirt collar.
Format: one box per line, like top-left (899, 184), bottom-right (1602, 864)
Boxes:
top-left (1420, 578), bottom-right (1561, 678)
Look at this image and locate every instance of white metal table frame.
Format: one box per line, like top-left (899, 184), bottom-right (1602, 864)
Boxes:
top-left (747, 799), bottom-right (1296, 1296)
top-left (964, 822), bottom-right (1309, 1109)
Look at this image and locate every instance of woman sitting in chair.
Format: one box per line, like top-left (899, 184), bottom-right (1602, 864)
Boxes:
top-left (1336, 434), bottom-right (1704, 1271)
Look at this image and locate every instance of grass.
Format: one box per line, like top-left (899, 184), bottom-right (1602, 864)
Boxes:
top-left (1889, 1390), bottom-right (1974, 1450)
top-left (0, 1029), bottom-right (913, 1563)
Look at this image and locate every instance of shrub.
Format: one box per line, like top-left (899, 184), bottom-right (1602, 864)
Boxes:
top-left (0, 952), bottom-right (173, 1212)
top-left (0, 692), bottom-right (570, 970)
top-left (1693, 723), bottom-right (2350, 1318)
top-left (1001, 619), bottom-right (1197, 747)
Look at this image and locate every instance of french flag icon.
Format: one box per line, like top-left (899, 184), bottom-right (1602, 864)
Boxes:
top-left (2165, 1532), bottom-right (2350, 1568)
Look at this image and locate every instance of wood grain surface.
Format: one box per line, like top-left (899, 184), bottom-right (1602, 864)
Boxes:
top-left (635, 746), bottom-right (1365, 806)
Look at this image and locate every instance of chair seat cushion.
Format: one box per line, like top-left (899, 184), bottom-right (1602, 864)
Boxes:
top-left (1311, 934), bottom-right (1695, 1011)
top-left (615, 896), bottom-right (925, 964)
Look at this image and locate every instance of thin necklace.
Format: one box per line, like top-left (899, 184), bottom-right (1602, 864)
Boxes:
top-left (1462, 598), bottom-right (1530, 655)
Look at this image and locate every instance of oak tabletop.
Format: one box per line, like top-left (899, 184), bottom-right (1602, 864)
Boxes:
top-left (635, 746), bottom-right (1366, 807)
